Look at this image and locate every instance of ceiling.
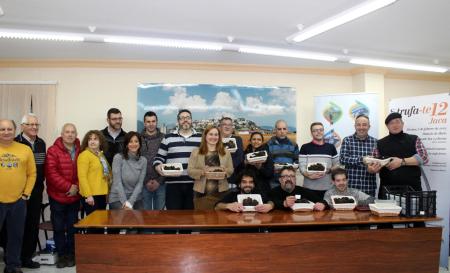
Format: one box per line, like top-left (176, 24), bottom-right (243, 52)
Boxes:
top-left (0, 0), bottom-right (449, 73)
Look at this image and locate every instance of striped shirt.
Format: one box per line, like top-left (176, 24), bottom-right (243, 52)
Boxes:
top-left (339, 134), bottom-right (377, 197)
top-left (153, 128), bottom-right (201, 184)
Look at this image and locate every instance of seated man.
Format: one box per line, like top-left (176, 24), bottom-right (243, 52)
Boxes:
top-left (215, 168), bottom-right (273, 213)
top-left (324, 167), bottom-right (375, 209)
top-left (270, 166), bottom-right (327, 211)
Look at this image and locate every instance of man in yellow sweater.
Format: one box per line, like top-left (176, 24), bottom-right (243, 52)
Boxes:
top-left (0, 119), bottom-right (36, 273)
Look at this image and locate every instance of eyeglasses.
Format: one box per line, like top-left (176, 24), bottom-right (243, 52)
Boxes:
top-left (23, 123), bottom-right (41, 128)
top-left (311, 128), bottom-right (324, 133)
top-left (276, 128), bottom-right (287, 131)
top-left (179, 116), bottom-right (192, 121)
top-left (109, 117), bottom-right (123, 121)
top-left (280, 175), bottom-right (296, 179)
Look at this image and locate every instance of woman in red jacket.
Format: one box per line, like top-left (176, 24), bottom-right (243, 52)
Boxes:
top-left (45, 123), bottom-right (80, 269)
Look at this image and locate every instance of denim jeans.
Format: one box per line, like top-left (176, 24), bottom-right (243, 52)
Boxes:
top-left (142, 183), bottom-right (166, 210)
top-left (0, 198), bottom-right (26, 271)
top-left (49, 198), bottom-right (79, 256)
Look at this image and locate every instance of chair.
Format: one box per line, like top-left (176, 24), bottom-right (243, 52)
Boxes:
top-left (37, 203), bottom-right (53, 251)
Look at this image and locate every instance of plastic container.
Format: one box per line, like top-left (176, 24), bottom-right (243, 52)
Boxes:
top-left (369, 203), bottom-right (402, 216)
top-left (161, 163), bottom-right (183, 177)
top-left (331, 195), bottom-right (357, 211)
top-left (383, 185), bottom-right (436, 217)
top-left (246, 150), bottom-right (268, 163)
top-left (237, 194), bottom-right (263, 212)
top-left (205, 168), bottom-right (226, 180)
top-left (223, 138), bottom-right (238, 153)
top-left (363, 156), bottom-right (393, 166)
top-left (274, 163), bottom-right (299, 170)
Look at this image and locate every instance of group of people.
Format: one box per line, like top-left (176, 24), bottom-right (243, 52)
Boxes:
top-left (0, 107), bottom-right (428, 273)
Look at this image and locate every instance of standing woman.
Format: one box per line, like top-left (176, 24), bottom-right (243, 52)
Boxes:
top-left (78, 130), bottom-right (111, 216)
top-left (244, 132), bottom-right (274, 196)
top-left (45, 123), bottom-right (80, 268)
top-left (109, 131), bottom-right (147, 210)
top-left (188, 125), bottom-right (233, 210)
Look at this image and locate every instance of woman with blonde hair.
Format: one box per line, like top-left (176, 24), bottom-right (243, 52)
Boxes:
top-left (77, 130), bottom-right (111, 216)
top-left (188, 125), bottom-right (233, 210)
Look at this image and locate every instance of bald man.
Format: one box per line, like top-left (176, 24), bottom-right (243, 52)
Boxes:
top-left (0, 119), bottom-right (37, 273)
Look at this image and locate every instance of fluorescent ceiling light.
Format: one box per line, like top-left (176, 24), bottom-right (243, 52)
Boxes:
top-left (104, 36), bottom-right (223, 51)
top-left (0, 29), bottom-right (84, 42)
top-left (238, 46), bottom-right (337, 62)
top-left (288, 0), bottom-right (397, 43)
top-left (349, 58), bottom-right (448, 73)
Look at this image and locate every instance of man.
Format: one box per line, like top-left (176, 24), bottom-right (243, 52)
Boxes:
top-left (267, 120), bottom-right (299, 188)
top-left (215, 169), bottom-right (273, 213)
top-left (219, 117), bottom-right (244, 188)
top-left (0, 119), bottom-right (36, 273)
top-left (270, 166), bottom-right (326, 211)
top-left (339, 114), bottom-right (378, 197)
top-left (141, 111), bottom-right (165, 210)
top-left (299, 122), bottom-right (339, 199)
top-left (324, 168), bottom-right (375, 209)
top-left (101, 108), bottom-right (126, 165)
top-left (368, 112), bottom-right (429, 198)
top-left (14, 114), bottom-right (46, 268)
top-left (154, 109), bottom-right (201, 210)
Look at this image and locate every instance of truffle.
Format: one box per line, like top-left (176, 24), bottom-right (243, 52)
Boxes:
top-left (333, 197), bottom-right (355, 204)
top-left (307, 163), bottom-right (325, 171)
top-left (242, 197), bottom-right (259, 206)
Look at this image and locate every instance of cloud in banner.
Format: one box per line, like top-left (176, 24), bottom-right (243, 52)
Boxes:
top-left (244, 96), bottom-right (284, 116)
top-left (268, 88), bottom-right (296, 112)
top-left (165, 86), bottom-right (208, 114)
top-left (211, 91), bottom-right (240, 111)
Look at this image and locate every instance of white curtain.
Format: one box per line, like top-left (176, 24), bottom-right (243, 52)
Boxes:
top-left (0, 83), bottom-right (57, 144)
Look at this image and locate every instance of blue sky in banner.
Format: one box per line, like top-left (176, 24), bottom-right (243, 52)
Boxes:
top-left (137, 84), bottom-right (296, 132)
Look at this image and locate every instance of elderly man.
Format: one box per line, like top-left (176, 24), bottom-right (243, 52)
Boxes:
top-left (0, 119), bottom-right (36, 273)
top-left (368, 112), bottom-right (429, 198)
top-left (215, 168), bottom-right (274, 213)
top-left (13, 114), bottom-right (46, 268)
top-left (270, 166), bottom-right (326, 211)
top-left (339, 114), bottom-right (377, 197)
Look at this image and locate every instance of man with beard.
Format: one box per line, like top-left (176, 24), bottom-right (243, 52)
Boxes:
top-left (270, 166), bottom-right (326, 211)
top-left (215, 168), bottom-right (274, 213)
top-left (368, 112), bottom-right (429, 198)
top-left (339, 114), bottom-right (378, 196)
top-left (154, 109), bottom-right (201, 210)
top-left (101, 108), bottom-right (126, 165)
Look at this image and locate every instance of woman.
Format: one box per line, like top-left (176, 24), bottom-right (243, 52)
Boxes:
top-left (109, 131), bottom-right (146, 210)
top-left (45, 123), bottom-right (80, 268)
top-left (77, 130), bottom-right (111, 216)
top-left (244, 132), bottom-right (274, 196)
top-left (188, 125), bottom-right (233, 210)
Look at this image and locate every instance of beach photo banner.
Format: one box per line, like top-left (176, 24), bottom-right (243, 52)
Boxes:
top-left (314, 92), bottom-right (379, 150)
top-left (137, 83), bottom-right (297, 145)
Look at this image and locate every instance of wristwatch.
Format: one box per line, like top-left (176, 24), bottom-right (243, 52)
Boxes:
top-left (401, 158), bottom-right (406, 166)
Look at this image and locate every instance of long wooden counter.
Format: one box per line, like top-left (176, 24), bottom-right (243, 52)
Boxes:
top-left (75, 210), bottom-right (442, 273)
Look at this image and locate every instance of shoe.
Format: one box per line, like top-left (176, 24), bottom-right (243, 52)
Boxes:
top-left (3, 268), bottom-right (24, 273)
top-left (56, 255), bottom-right (67, 268)
top-left (21, 259), bottom-right (40, 268)
top-left (65, 254), bottom-right (75, 267)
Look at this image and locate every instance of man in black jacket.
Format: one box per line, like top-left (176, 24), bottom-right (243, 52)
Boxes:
top-left (15, 114), bottom-right (46, 268)
top-left (101, 108), bottom-right (126, 165)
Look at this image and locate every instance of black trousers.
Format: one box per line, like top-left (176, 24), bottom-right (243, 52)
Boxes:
top-left (21, 182), bottom-right (44, 262)
top-left (165, 183), bottom-right (194, 210)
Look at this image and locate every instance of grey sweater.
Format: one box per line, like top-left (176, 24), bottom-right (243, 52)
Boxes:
top-left (109, 153), bottom-right (147, 205)
top-left (324, 185), bottom-right (375, 208)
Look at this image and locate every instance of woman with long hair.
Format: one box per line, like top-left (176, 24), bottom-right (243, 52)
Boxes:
top-left (243, 131), bottom-right (274, 196)
top-left (78, 130), bottom-right (111, 216)
top-left (188, 125), bottom-right (233, 210)
top-left (109, 131), bottom-right (147, 210)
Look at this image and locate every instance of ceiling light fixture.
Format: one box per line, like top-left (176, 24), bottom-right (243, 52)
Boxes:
top-left (287, 0), bottom-right (398, 43)
top-left (0, 29), bottom-right (84, 42)
top-left (104, 36), bottom-right (223, 51)
top-left (238, 46), bottom-right (337, 62)
top-left (349, 58), bottom-right (448, 73)
top-left (0, 5), bottom-right (4, 17)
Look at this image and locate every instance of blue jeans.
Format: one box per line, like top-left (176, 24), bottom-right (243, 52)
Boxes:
top-left (143, 183), bottom-right (166, 210)
top-left (49, 198), bottom-right (79, 256)
top-left (0, 198), bottom-right (26, 271)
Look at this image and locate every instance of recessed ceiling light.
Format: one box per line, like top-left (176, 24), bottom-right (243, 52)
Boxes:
top-left (287, 0), bottom-right (398, 43)
top-left (349, 58), bottom-right (448, 73)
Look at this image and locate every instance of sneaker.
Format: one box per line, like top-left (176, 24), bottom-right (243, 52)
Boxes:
top-left (56, 255), bottom-right (67, 268)
top-left (21, 259), bottom-right (40, 269)
top-left (65, 254), bottom-right (75, 267)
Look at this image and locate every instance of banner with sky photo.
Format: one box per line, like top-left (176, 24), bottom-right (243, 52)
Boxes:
top-left (137, 83), bottom-right (297, 146)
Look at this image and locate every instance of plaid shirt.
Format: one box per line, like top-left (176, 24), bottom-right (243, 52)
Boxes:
top-left (372, 136), bottom-right (429, 165)
top-left (339, 134), bottom-right (377, 196)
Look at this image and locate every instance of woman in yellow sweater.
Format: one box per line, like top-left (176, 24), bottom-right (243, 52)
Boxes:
top-left (77, 130), bottom-right (111, 216)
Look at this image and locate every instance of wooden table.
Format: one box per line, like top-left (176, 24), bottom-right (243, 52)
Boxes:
top-left (75, 210), bottom-right (442, 273)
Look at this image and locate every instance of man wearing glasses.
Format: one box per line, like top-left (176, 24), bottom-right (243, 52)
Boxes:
top-left (101, 108), bottom-right (127, 165)
top-left (12, 114), bottom-right (46, 269)
top-left (267, 120), bottom-right (299, 188)
top-left (270, 166), bottom-right (326, 211)
top-left (154, 109), bottom-right (201, 210)
top-left (299, 122), bottom-right (339, 199)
